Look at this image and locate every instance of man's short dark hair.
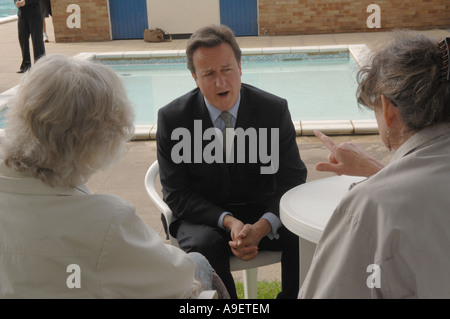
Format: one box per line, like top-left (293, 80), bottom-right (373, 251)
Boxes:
top-left (186, 24), bottom-right (242, 75)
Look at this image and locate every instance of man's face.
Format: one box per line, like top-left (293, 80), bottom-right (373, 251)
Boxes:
top-left (191, 42), bottom-right (242, 111)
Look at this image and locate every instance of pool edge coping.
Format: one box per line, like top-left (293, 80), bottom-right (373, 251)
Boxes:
top-left (0, 15), bottom-right (17, 25)
top-left (131, 119), bottom-right (378, 141)
top-left (0, 44), bottom-right (378, 140)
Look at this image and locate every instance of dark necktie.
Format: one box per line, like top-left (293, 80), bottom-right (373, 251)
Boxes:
top-left (219, 111), bottom-right (234, 160)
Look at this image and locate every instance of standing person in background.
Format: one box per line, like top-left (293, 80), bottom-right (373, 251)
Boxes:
top-left (40, 0), bottom-right (51, 42)
top-left (14, 0), bottom-right (45, 73)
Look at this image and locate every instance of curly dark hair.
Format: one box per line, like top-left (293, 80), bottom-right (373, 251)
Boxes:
top-left (357, 30), bottom-right (450, 132)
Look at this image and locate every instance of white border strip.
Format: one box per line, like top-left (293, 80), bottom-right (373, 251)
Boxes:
top-left (348, 44), bottom-right (372, 67)
top-left (0, 15), bottom-right (17, 25)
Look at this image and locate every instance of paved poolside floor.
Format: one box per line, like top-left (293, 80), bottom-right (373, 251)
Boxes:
top-left (1, 17), bottom-right (449, 284)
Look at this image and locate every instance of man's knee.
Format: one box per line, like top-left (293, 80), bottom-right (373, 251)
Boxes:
top-left (176, 222), bottom-right (230, 257)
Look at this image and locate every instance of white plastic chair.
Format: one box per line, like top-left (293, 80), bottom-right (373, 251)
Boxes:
top-left (197, 290), bottom-right (218, 299)
top-left (144, 160), bottom-right (282, 299)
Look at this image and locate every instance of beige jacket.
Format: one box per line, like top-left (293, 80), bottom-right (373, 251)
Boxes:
top-left (0, 161), bottom-right (200, 298)
top-left (299, 123), bottom-right (450, 299)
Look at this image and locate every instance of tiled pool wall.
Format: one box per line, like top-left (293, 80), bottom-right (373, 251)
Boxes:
top-left (0, 44), bottom-right (377, 140)
top-left (97, 50), bottom-right (351, 66)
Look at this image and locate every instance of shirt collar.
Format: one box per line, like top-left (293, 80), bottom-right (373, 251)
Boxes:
top-left (204, 93), bottom-right (241, 127)
top-left (391, 123), bottom-right (450, 163)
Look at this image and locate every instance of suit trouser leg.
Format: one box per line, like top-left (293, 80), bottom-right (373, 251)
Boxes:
top-left (175, 221), bottom-right (238, 299)
top-left (28, 14), bottom-right (45, 62)
top-left (17, 17), bottom-right (31, 70)
top-left (175, 221), bottom-right (300, 299)
top-left (258, 225), bottom-right (300, 299)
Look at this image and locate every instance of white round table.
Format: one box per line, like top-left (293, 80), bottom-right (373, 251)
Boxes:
top-left (280, 175), bottom-right (366, 286)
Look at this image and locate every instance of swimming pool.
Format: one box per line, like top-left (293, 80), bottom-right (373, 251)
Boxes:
top-left (0, 45), bottom-right (378, 138)
top-left (101, 50), bottom-right (374, 126)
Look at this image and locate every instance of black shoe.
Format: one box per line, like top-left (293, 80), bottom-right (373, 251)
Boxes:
top-left (17, 62), bottom-right (31, 73)
top-left (17, 67), bottom-right (30, 73)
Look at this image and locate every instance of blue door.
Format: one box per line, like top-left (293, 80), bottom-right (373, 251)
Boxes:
top-left (109, 0), bottom-right (148, 39)
top-left (220, 0), bottom-right (258, 36)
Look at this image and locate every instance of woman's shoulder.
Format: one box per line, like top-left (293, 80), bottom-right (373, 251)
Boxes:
top-left (81, 193), bottom-right (136, 216)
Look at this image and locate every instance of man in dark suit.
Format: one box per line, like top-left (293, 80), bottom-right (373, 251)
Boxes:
top-left (156, 25), bottom-right (307, 299)
top-left (14, 0), bottom-right (46, 73)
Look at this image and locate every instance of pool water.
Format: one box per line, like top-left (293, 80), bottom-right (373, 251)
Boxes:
top-left (243, 59), bottom-right (371, 122)
top-left (0, 0), bottom-right (16, 18)
top-left (0, 52), bottom-right (374, 128)
top-left (107, 53), bottom-right (373, 125)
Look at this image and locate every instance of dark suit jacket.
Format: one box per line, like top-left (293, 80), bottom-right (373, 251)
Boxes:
top-left (157, 83), bottom-right (307, 236)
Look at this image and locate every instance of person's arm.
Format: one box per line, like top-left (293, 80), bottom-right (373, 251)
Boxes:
top-left (23, 0), bottom-right (42, 5)
top-left (15, 0), bottom-right (41, 8)
top-left (266, 100), bottom-right (307, 215)
top-left (98, 202), bottom-right (201, 298)
top-left (314, 130), bottom-right (385, 177)
top-left (156, 106), bottom-right (225, 228)
top-left (273, 101), bottom-right (306, 209)
top-left (226, 215), bottom-right (270, 260)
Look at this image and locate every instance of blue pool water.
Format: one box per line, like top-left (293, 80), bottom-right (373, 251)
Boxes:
top-left (105, 52), bottom-right (373, 125)
top-left (0, 51), bottom-right (374, 128)
top-left (0, 0), bottom-right (17, 18)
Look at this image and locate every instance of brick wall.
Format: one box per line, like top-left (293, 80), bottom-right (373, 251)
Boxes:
top-left (258, 0), bottom-right (450, 36)
top-left (52, 0), bottom-right (110, 42)
top-left (51, 0), bottom-right (449, 42)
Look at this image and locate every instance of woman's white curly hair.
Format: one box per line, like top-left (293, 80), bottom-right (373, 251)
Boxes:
top-left (1, 55), bottom-right (135, 187)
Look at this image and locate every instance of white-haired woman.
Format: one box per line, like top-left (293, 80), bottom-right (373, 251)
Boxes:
top-left (299, 31), bottom-right (450, 298)
top-left (0, 55), bottom-right (228, 298)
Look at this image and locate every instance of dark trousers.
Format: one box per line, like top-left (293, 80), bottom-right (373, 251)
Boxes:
top-left (17, 14), bottom-right (45, 70)
top-left (175, 220), bottom-right (300, 299)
